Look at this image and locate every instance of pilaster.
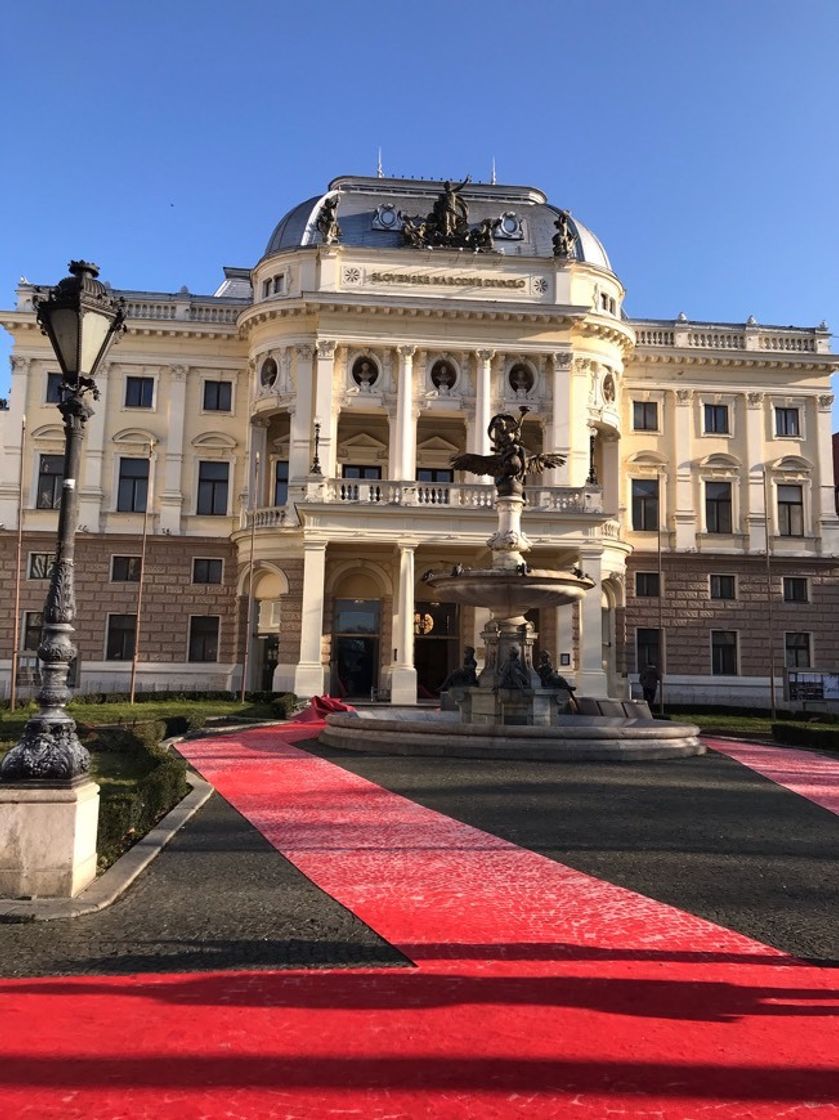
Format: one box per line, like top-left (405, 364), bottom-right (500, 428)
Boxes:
top-left (289, 345), bottom-right (314, 480)
top-left (547, 351), bottom-right (572, 485)
top-left (389, 543), bottom-right (418, 704)
top-left (315, 340), bottom-right (338, 477)
top-left (396, 345), bottom-right (417, 480)
top-left (159, 364), bottom-right (188, 533)
top-left (293, 540), bottom-right (327, 697)
top-left (672, 388), bottom-right (696, 550)
top-left (744, 391), bottom-right (768, 552)
top-left (815, 393), bottom-right (839, 552)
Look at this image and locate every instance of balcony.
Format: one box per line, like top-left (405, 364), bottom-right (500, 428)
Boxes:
top-left (244, 480), bottom-right (603, 528)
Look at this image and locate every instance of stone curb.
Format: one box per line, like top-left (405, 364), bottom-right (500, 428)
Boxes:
top-left (0, 769), bottom-right (213, 923)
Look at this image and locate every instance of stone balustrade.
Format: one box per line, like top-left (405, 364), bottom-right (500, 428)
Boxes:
top-left (122, 297), bottom-right (245, 325)
top-left (634, 319), bottom-right (825, 354)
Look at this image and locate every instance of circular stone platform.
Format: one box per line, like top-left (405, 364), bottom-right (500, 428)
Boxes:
top-left (320, 709), bottom-right (704, 762)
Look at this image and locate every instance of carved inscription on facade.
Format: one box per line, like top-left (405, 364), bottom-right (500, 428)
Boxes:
top-left (368, 271), bottom-right (527, 290)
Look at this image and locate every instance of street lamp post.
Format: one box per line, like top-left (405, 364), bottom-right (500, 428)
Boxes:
top-left (310, 417), bottom-right (322, 476)
top-left (1, 262), bottom-right (125, 783)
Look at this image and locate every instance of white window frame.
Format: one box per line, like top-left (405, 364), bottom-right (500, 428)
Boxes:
top-left (631, 398), bottom-right (661, 433)
top-left (700, 394), bottom-right (736, 438)
top-left (781, 575), bottom-right (809, 603)
top-left (192, 556), bottom-right (225, 585)
top-left (44, 370), bottom-right (64, 405)
top-left (708, 573), bottom-right (738, 601)
top-left (186, 613), bottom-right (222, 663)
top-left (114, 454), bottom-right (151, 514)
top-left (702, 476), bottom-right (737, 535)
top-left (200, 377), bottom-right (235, 416)
top-left (110, 554), bottom-right (143, 582)
top-left (104, 611), bottom-right (138, 661)
top-left (783, 630), bottom-right (812, 669)
top-left (194, 457), bottom-right (233, 518)
top-left (768, 396), bottom-right (806, 442)
top-left (122, 372), bottom-right (158, 412)
top-left (634, 570), bottom-right (662, 597)
top-left (710, 628), bottom-right (740, 676)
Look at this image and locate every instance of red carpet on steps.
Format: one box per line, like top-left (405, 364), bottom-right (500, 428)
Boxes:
top-left (0, 723), bottom-right (837, 1119)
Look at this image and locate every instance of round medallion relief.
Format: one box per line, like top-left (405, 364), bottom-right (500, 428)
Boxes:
top-left (602, 373), bottom-right (616, 403)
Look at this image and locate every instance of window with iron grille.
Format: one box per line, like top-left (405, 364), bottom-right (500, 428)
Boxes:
top-left (785, 632), bottom-right (811, 668)
top-left (125, 376), bottom-right (154, 408)
top-left (23, 611), bottom-right (44, 651)
top-left (189, 616), bottom-right (220, 662)
top-left (192, 558), bottom-right (223, 584)
top-left (117, 458), bottom-right (149, 512)
top-left (631, 479), bottom-right (659, 531)
top-left (705, 481), bottom-right (733, 534)
top-left (112, 556), bottom-right (142, 582)
top-left (710, 574), bottom-right (736, 600)
top-left (197, 461), bottom-right (229, 515)
top-left (778, 484), bottom-right (804, 537)
top-left (783, 576), bottom-right (808, 603)
top-left (635, 572), bottom-right (660, 597)
top-left (28, 552), bottom-right (55, 580)
top-left (704, 403), bottom-right (729, 434)
top-left (775, 408), bottom-right (800, 437)
top-left (632, 401), bottom-right (658, 431)
top-left (203, 381), bottom-right (232, 411)
top-left (36, 454), bottom-right (64, 509)
top-left (711, 630), bottom-right (738, 675)
top-left (106, 614), bottom-right (137, 660)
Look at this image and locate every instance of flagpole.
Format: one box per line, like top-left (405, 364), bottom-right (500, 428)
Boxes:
top-left (9, 415), bottom-right (26, 711)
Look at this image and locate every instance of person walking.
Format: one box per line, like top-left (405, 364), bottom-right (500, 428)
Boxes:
top-left (639, 663), bottom-right (661, 708)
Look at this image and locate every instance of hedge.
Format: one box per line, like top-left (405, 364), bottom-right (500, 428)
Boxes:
top-left (92, 724), bottom-right (190, 869)
top-left (771, 723), bottom-right (839, 752)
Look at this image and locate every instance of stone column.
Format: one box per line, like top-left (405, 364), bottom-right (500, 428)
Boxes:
top-left (289, 345), bottom-right (314, 480)
top-left (250, 417), bottom-right (269, 509)
top-left (576, 549), bottom-right (608, 697)
top-left (293, 541), bottom-right (327, 697)
top-left (568, 359), bottom-right (592, 486)
top-left (315, 340), bottom-right (338, 478)
top-left (396, 345), bottom-right (417, 480)
top-left (159, 364), bottom-right (187, 533)
top-left (548, 352), bottom-right (572, 485)
top-left (0, 356), bottom-right (30, 527)
top-left (389, 543), bottom-right (417, 704)
top-left (601, 435), bottom-right (620, 516)
top-left (78, 361), bottom-right (110, 532)
top-left (473, 350), bottom-right (494, 456)
top-left (386, 404), bottom-right (400, 479)
top-left (672, 388), bottom-right (696, 549)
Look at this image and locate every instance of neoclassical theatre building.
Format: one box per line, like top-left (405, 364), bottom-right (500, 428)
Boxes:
top-left (1, 174), bottom-right (837, 705)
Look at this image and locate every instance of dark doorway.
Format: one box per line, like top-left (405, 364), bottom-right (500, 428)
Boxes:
top-left (258, 635), bottom-right (279, 692)
top-left (332, 599), bottom-right (380, 698)
top-left (414, 601), bottom-right (459, 699)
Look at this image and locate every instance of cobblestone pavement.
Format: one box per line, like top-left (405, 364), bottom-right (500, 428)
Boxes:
top-left (0, 790), bottom-right (407, 977)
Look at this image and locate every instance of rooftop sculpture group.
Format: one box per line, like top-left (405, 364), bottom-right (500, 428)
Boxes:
top-left (401, 178), bottom-right (500, 252)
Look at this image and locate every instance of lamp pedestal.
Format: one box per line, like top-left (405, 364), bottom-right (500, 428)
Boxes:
top-left (0, 780), bottom-right (99, 898)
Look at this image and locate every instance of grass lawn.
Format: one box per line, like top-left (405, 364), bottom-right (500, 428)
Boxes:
top-left (666, 711), bottom-right (777, 737)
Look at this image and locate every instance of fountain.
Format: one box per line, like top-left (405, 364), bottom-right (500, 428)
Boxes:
top-left (321, 409), bottom-right (703, 761)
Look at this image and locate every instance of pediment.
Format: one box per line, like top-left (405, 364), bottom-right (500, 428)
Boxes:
top-left (417, 435), bottom-right (460, 455)
top-left (191, 431), bottom-right (238, 450)
top-left (31, 423), bottom-right (64, 442)
top-left (340, 432), bottom-right (388, 452)
top-left (113, 427), bottom-right (155, 446)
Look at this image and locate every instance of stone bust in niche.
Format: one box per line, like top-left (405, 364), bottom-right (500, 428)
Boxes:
top-left (431, 359), bottom-right (456, 395)
top-left (508, 363), bottom-right (533, 399)
top-left (352, 357), bottom-right (378, 390)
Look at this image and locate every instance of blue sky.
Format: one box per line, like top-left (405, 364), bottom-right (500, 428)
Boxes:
top-left (2, 0), bottom-right (837, 422)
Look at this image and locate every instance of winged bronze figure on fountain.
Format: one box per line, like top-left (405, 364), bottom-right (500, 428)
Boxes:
top-left (450, 407), bottom-right (565, 496)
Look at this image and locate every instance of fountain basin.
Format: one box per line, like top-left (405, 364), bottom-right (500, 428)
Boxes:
top-left (320, 709), bottom-right (704, 762)
top-left (426, 568), bottom-right (593, 614)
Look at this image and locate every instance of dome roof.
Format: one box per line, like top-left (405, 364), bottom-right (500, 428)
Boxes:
top-left (263, 176), bottom-right (612, 271)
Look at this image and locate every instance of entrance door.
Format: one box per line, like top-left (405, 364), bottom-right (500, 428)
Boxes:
top-left (332, 599), bottom-right (380, 698)
top-left (414, 602), bottom-right (459, 698)
top-left (259, 635), bottom-right (279, 692)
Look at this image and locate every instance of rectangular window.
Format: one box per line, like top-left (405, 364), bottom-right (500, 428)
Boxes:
top-left (28, 552), bottom-right (55, 580)
top-left (710, 574), bottom-right (736, 600)
top-left (631, 478), bottom-right (659, 531)
top-left (274, 460), bottom-right (289, 506)
top-left (262, 279), bottom-right (271, 299)
top-left (197, 461), bottom-right (229, 515)
top-left (117, 457), bottom-right (149, 512)
top-left (705, 480), bottom-right (733, 534)
top-left (711, 630), bottom-right (738, 675)
top-left (46, 372), bottom-right (64, 403)
top-left (635, 572), bottom-right (660, 597)
top-left (636, 628), bottom-right (661, 671)
top-left (272, 274), bottom-right (284, 294)
top-left (417, 468), bottom-right (454, 483)
top-left (342, 465), bottom-right (382, 480)
top-left (36, 454), bottom-right (64, 509)
top-left (125, 376), bottom-right (154, 408)
top-left (778, 484), bottom-right (804, 537)
top-left (704, 403), bottom-right (729, 434)
top-left (785, 632), bottom-right (811, 669)
top-left (188, 616), bottom-right (220, 662)
top-left (632, 401), bottom-right (659, 431)
top-left (202, 381), bottom-right (232, 412)
top-left (23, 610), bottom-right (43, 651)
top-left (775, 407), bottom-right (800, 437)
top-left (192, 558), bottom-right (223, 584)
top-left (783, 576), bottom-right (808, 603)
top-left (111, 556), bottom-right (142, 582)
top-left (106, 614), bottom-right (137, 660)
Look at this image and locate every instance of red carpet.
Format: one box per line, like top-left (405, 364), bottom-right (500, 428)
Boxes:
top-left (1, 725), bottom-right (837, 1119)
